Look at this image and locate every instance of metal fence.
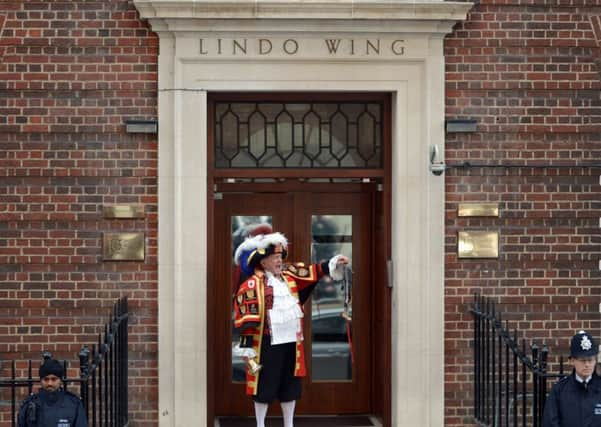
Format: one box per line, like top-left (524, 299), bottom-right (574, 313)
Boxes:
top-left (470, 294), bottom-right (567, 427)
top-left (0, 297), bottom-right (129, 427)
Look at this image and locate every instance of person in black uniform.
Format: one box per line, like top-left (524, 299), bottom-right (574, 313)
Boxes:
top-left (18, 358), bottom-right (88, 427)
top-left (543, 330), bottom-right (601, 427)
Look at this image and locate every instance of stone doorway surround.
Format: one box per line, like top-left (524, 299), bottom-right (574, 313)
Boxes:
top-left (133, 1), bottom-right (472, 426)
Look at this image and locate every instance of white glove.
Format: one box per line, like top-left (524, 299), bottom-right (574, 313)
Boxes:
top-left (328, 254), bottom-right (345, 281)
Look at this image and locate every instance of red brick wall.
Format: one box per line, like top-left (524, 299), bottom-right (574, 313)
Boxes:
top-left (445, 1), bottom-right (601, 425)
top-left (2, 1), bottom-right (601, 426)
top-left (0, 1), bottom-right (158, 426)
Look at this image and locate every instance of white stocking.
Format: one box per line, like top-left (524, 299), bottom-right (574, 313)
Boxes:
top-left (280, 400), bottom-right (296, 427)
top-left (254, 402), bottom-right (268, 427)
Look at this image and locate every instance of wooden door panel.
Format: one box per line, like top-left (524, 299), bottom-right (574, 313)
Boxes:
top-left (214, 193), bottom-right (293, 415)
top-left (213, 190), bottom-right (371, 416)
top-left (296, 192), bottom-right (371, 414)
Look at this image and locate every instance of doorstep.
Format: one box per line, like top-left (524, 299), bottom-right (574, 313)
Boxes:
top-left (216, 415), bottom-right (382, 427)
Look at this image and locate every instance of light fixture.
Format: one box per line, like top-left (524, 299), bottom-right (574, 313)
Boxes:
top-left (125, 119), bottom-right (158, 134)
top-left (445, 118), bottom-right (478, 133)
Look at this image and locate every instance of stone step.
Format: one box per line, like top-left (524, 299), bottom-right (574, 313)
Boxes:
top-left (217, 415), bottom-right (380, 427)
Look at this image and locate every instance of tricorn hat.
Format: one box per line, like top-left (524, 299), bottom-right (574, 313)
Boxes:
top-left (570, 330), bottom-right (598, 358)
top-left (234, 232), bottom-right (288, 276)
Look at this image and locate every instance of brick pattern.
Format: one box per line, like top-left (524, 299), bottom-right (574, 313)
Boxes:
top-left (445, 3), bottom-right (601, 426)
top-left (0, 1), bottom-right (156, 133)
top-left (3, 1), bottom-right (601, 427)
top-left (0, 1), bottom-right (158, 426)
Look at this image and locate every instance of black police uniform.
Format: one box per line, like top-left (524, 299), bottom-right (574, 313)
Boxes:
top-left (17, 389), bottom-right (88, 427)
top-left (543, 372), bottom-right (601, 427)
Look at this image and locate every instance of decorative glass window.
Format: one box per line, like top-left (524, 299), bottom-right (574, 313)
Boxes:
top-left (214, 102), bottom-right (383, 168)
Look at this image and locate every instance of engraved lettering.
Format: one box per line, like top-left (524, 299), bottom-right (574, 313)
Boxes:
top-left (324, 39), bottom-right (342, 54)
top-left (194, 37), bottom-right (405, 57)
top-left (233, 39), bottom-right (247, 55)
top-left (366, 39), bottom-right (380, 55)
top-left (109, 238), bottom-right (126, 257)
top-left (259, 39), bottom-right (272, 55)
top-left (200, 39), bottom-right (208, 55)
top-left (283, 39), bottom-right (298, 55)
top-left (391, 39), bottom-right (405, 55)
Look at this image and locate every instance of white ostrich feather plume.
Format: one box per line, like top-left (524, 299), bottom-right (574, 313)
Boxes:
top-left (234, 232), bottom-right (288, 265)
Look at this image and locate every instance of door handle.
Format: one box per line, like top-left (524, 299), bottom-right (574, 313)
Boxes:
top-left (386, 259), bottom-right (393, 288)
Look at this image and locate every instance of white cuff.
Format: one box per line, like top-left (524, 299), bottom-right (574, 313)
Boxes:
top-left (328, 254), bottom-right (345, 281)
top-left (232, 343), bottom-right (257, 358)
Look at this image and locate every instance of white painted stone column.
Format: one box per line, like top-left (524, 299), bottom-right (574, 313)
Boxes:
top-left (157, 32), bottom-right (208, 426)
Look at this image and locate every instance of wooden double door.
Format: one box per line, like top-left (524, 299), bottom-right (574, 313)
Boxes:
top-left (212, 187), bottom-right (373, 416)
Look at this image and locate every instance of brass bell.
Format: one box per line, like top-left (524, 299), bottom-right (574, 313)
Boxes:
top-left (248, 357), bottom-right (263, 374)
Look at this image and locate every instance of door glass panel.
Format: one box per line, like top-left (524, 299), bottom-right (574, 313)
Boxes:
top-left (231, 216), bottom-right (273, 382)
top-left (310, 215), bottom-right (353, 381)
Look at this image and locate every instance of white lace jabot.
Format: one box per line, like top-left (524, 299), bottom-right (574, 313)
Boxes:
top-left (266, 272), bottom-right (303, 345)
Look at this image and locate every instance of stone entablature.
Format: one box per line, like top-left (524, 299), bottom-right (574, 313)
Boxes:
top-left (135, 0), bottom-right (471, 27)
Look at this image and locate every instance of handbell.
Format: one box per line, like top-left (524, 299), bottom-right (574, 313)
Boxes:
top-left (248, 357), bottom-right (262, 374)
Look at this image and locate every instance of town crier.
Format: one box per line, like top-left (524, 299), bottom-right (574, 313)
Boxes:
top-left (233, 231), bottom-right (348, 427)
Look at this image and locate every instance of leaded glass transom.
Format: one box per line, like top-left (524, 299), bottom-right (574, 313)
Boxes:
top-left (214, 102), bottom-right (383, 168)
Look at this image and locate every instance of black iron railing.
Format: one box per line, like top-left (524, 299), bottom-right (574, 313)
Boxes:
top-left (0, 297), bottom-right (128, 427)
top-left (471, 294), bottom-right (566, 427)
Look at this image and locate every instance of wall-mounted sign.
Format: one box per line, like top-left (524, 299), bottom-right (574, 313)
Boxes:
top-left (103, 205), bottom-right (145, 219)
top-left (458, 231), bottom-right (499, 259)
top-left (103, 232), bottom-right (145, 261)
top-left (458, 203), bottom-right (499, 217)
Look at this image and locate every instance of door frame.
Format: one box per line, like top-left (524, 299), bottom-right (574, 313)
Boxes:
top-left (147, 11), bottom-right (457, 421)
top-left (207, 92), bottom-right (392, 423)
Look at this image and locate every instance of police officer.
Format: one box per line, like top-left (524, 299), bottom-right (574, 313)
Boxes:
top-left (543, 330), bottom-right (601, 427)
top-left (18, 358), bottom-right (88, 427)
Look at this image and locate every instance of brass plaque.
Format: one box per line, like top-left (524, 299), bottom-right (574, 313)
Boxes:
top-left (103, 205), bottom-right (145, 219)
top-left (103, 233), bottom-right (145, 261)
top-left (458, 203), bottom-right (499, 217)
top-left (458, 231), bottom-right (499, 259)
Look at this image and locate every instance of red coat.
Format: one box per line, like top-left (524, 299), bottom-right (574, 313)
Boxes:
top-left (233, 263), bottom-right (326, 395)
